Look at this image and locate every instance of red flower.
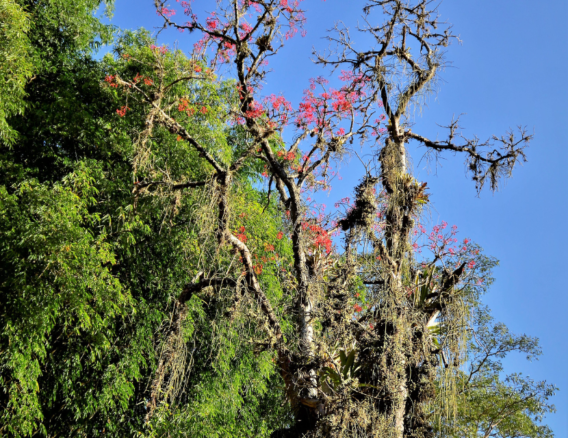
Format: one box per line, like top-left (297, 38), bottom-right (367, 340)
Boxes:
top-left (157, 7), bottom-right (176, 17)
top-left (236, 227), bottom-right (247, 242)
top-left (116, 106), bottom-right (129, 117)
top-left (104, 75), bottom-right (118, 88)
top-left (178, 99), bottom-right (190, 112)
top-left (354, 304), bottom-right (363, 313)
top-left (277, 231), bottom-right (284, 240)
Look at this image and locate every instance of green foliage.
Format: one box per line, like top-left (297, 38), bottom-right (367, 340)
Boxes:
top-left (0, 0), bottom-right (115, 144)
top-left (320, 349), bottom-right (362, 392)
top-left (20, 0), bottom-right (114, 67)
top-left (0, 10), bottom-right (291, 434)
top-left (0, 0), bottom-right (32, 143)
top-left (0, 165), bottom-right (135, 436)
top-left (148, 324), bottom-right (291, 438)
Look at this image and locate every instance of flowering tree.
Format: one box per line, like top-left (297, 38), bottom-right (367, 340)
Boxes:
top-left (105, 0), bottom-right (541, 437)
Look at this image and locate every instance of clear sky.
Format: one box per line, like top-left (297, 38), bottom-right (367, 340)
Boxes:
top-left (101, 0), bottom-right (568, 434)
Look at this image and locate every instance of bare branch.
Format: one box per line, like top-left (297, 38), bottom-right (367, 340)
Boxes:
top-left (408, 121), bottom-right (530, 192)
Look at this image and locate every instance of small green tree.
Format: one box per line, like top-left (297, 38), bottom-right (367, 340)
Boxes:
top-left (438, 307), bottom-right (556, 438)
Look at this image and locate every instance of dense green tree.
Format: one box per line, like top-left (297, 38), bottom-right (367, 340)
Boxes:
top-left (0, 0), bottom-right (292, 433)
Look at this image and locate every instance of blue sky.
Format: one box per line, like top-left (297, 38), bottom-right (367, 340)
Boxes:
top-left (101, 0), bottom-right (567, 433)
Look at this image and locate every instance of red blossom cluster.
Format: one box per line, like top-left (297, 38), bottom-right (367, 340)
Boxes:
top-left (175, 0), bottom-right (192, 16)
top-left (413, 221), bottom-right (485, 282)
top-left (150, 44), bottom-right (168, 55)
top-left (157, 7), bottom-right (176, 17)
top-left (104, 75), bottom-right (118, 88)
top-left (205, 13), bottom-right (219, 30)
top-left (236, 226), bottom-right (247, 243)
top-left (159, 0), bottom-right (307, 68)
top-left (263, 94), bottom-right (293, 125)
top-left (301, 221), bottom-right (332, 254)
top-left (116, 106), bottom-right (129, 117)
top-left (334, 197), bottom-right (352, 209)
top-left (414, 221), bottom-right (460, 255)
top-left (294, 76), bottom-right (366, 136)
top-left (133, 73), bottom-right (153, 86)
top-left (244, 100), bottom-right (264, 119)
top-left (177, 98), bottom-right (197, 116)
top-left (372, 114), bottom-right (388, 136)
top-left (239, 22), bottom-right (253, 39)
top-left (234, 228), bottom-right (287, 277)
top-left (277, 150), bottom-right (297, 161)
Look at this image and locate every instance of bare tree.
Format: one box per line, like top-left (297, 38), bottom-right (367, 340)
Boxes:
top-left (109, 0), bottom-right (532, 436)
